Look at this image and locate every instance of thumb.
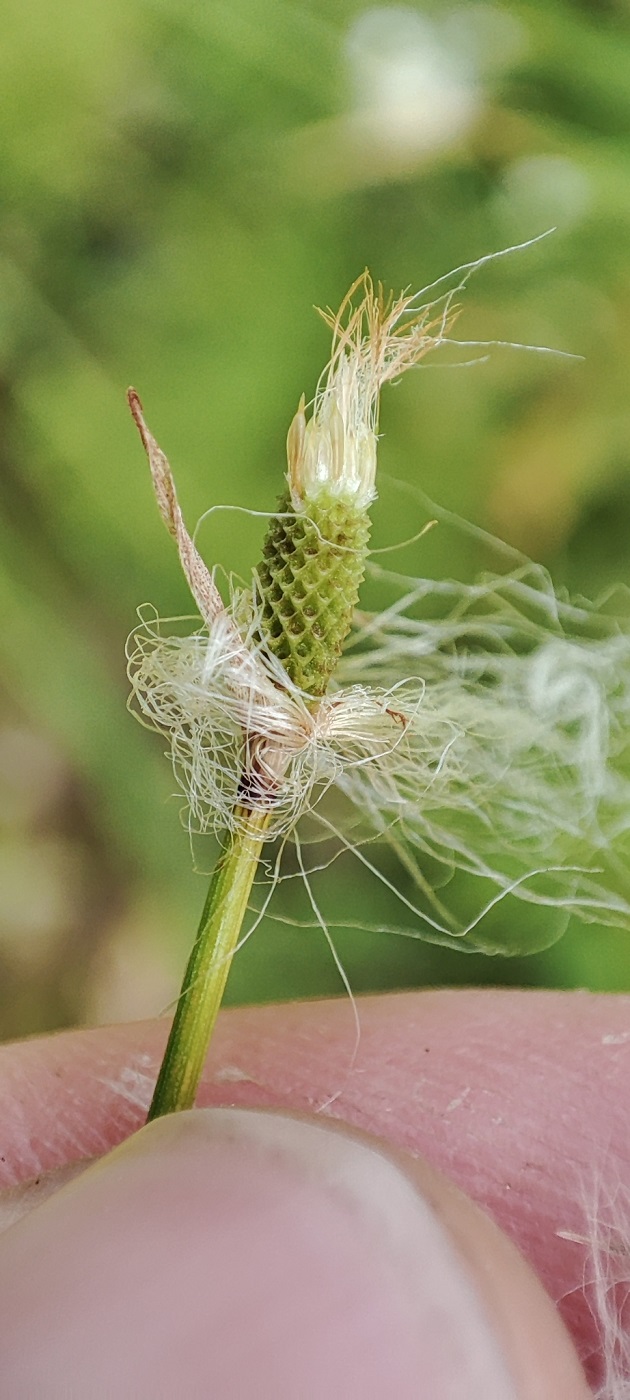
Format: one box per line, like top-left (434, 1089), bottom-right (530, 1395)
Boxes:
top-left (0, 1108), bottom-right (587, 1399)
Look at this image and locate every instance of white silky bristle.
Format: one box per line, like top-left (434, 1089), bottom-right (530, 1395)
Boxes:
top-left (560, 1182), bottom-right (630, 1399)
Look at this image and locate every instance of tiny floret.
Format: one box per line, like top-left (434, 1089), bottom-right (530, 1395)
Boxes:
top-left (286, 272), bottom-right (453, 510)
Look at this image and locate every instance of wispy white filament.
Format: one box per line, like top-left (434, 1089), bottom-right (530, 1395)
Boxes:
top-left (559, 1180), bottom-right (630, 1399)
top-left (337, 545), bottom-right (630, 946)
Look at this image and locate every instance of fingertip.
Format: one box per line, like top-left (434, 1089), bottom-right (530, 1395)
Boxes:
top-left (0, 1108), bottom-right (588, 1398)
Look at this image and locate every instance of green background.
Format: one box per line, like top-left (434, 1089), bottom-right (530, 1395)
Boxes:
top-left (2, 0), bottom-right (630, 1040)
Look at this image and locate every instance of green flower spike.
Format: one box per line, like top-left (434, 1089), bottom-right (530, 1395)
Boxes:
top-left (257, 274), bottom-right (445, 695)
top-left (129, 273), bottom-right (450, 1119)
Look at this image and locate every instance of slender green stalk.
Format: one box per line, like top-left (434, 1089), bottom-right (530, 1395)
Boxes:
top-left (132, 278), bottom-right (395, 1121)
top-left (147, 805), bottom-right (271, 1120)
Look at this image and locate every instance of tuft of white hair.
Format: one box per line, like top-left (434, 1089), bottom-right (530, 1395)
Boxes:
top-left (333, 535), bottom-right (630, 949)
top-left (128, 510), bottom-right (630, 955)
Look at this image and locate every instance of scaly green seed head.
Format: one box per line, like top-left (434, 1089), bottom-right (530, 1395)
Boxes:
top-left (256, 487), bottom-right (371, 696)
top-left (257, 272), bottom-right (450, 695)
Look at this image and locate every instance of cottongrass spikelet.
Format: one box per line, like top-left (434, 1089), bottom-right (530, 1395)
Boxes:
top-left (128, 247), bottom-right (630, 964)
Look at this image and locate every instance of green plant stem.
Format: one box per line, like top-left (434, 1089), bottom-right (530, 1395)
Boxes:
top-left (147, 804), bottom-right (271, 1120)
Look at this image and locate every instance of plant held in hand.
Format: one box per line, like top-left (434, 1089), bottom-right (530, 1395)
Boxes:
top-left (128, 256), bottom-right (630, 1121)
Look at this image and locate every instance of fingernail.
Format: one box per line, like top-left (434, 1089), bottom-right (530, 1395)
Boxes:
top-left (0, 1109), bottom-right (517, 1398)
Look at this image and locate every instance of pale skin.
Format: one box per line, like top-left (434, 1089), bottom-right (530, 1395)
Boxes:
top-left (0, 988), bottom-right (625, 1395)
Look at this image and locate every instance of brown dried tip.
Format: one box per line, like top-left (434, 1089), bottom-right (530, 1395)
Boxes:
top-left (127, 387), bottom-right (224, 627)
top-left (127, 387), bottom-right (149, 448)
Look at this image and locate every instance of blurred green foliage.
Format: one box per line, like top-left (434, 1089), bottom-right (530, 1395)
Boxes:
top-left (3, 0), bottom-right (630, 1039)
